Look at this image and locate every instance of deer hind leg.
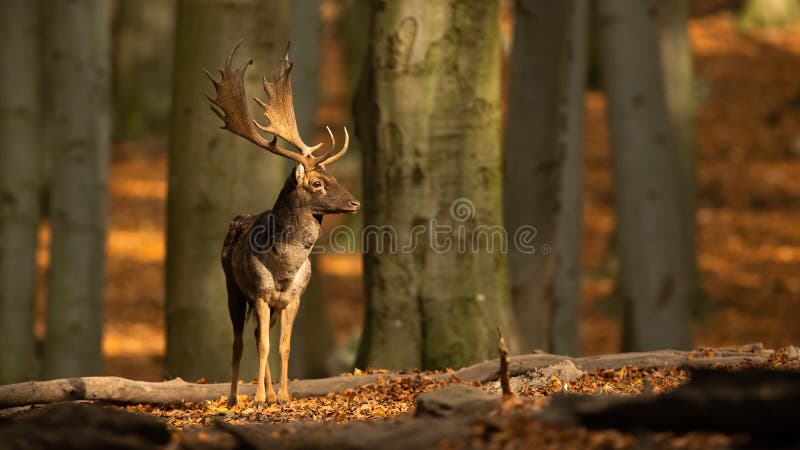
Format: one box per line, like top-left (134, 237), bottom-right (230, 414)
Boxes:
top-left (226, 281), bottom-right (248, 407)
top-left (254, 299), bottom-right (277, 403)
top-left (278, 298), bottom-right (300, 403)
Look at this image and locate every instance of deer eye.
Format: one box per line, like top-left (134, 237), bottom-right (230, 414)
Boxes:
top-left (312, 180), bottom-right (323, 189)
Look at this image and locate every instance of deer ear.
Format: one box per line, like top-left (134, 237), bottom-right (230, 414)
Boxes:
top-left (294, 163), bottom-right (305, 183)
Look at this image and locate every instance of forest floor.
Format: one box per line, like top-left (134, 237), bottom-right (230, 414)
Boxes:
top-left (5, 348), bottom-right (799, 449)
top-left (72, 7), bottom-right (800, 381)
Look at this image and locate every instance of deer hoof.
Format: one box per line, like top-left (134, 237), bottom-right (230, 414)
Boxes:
top-left (278, 391), bottom-right (291, 403)
top-left (227, 397), bottom-right (238, 408)
top-left (254, 391), bottom-right (266, 403)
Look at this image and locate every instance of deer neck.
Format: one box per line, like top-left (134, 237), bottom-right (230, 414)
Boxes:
top-left (269, 188), bottom-right (322, 251)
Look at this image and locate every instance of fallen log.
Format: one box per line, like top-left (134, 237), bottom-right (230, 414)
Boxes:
top-left (214, 415), bottom-right (478, 450)
top-left (546, 367), bottom-right (800, 442)
top-left (0, 402), bottom-right (171, 450)
top-left (448, 342), bottom-right (777, 382)
top-left (0, 374), bottom-right (403, 408)
top-left (0, 343), bottom-right (787, 408)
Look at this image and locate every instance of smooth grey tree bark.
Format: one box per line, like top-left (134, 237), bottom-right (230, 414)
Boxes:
top-left (0, 0), bottom-right (42, 383)
top-left (43, 0), bottom-right (112, 378)
top-left (553, 0), bottom-right (588, 356)
top-left (503, 0), bottom-right (574, 353)
top-left (657, 0), bottom-right (701, 313)
top-left (166, 0), bottom-right (290, 382)
top-left (342, 0), bottom-right (372, 97)
top-left (355, 0), bottom-right (524, 371)
top-left (112, 0), bottom-right (177, 140)
top-left (598, 0), bottom-right (692, 351)
top-left (287, 0), bottom-right (334, 379)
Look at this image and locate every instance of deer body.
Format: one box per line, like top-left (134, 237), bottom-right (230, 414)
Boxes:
top-left (207, 43), bottom-right (359, 406)
top-left (226, 203), bottom-right (319, 306)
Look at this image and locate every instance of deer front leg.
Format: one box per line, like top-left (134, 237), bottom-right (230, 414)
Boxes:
top-left (253, 300), bottom-right (277, 404)
top-left (278, 299), bottom-right (299, 403)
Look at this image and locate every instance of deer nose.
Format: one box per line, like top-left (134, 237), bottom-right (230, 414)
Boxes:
top-left (349, 200), bottom-right (361, 210)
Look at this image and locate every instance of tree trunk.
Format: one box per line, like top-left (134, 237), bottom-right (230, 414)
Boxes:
top-left (355, 0), bottom-right (523, 371)
top-left (112, 0), bottom-right (176, 140)
top-left (503, 0), bottom-right (574, 353)
top-left (739, 0), bottom-right (800, 29)
top-left (0, 0), bottom-right (42, 383)
top-left (553, 0), bottom-right (588, 356)
top-left (341, 0), bottom-right (372, 97)
top-left (598, 0), bottom-right (692, 351)
top-left (288, 0), bottom-right (334, 379)
top-left (43, 0), bottom-right (112, 379)
top-left (657, 0), bottom-right (701, 315)
top-left (166, 0), bottom-right (290, 382)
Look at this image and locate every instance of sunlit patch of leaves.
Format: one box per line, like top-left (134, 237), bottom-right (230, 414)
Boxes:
top-left (120, 374), bottom-right (461, 429)
top-left (495, 366), bottom-right (689, 401)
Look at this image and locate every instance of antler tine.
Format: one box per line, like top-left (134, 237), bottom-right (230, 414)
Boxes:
top-left (254, 43), bottom-right (323, 157)
top-left (326, 125), bottom-right (335, 148)
top-left (319, 127), bottom-right (350, 167)
top-left (204, 41), bottom-right (309, 167)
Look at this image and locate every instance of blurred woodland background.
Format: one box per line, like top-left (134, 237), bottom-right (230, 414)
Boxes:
top-left (1, 0), bottom-right (799, 385)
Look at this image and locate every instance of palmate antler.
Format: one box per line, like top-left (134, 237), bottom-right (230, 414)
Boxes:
top-left (204, 41), bottom-right (348, 169)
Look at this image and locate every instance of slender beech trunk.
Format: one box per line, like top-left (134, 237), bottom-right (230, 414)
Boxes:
top-left (356, 0), bottom-right (523, 371)
top-left (43, 0), bottom-right (112, 378)
top-left (503, 0), bottom-right (574, 353)
top-left (598, 0), bottom-right (692, 351)
top-left (657, 0), bottom-right (700, 313)
top-left (342, 0), bottom-right (372, 97)
top-left (167, 0), bottom-right (290, 382)
top-left (0, 0), bottom-right (41, 383)
top-left (288, 0), bottom-right (334, 379)
top-left (553, 0), bottom-right (588, 356)
top-left (112, 0), bottom-right (176, 140)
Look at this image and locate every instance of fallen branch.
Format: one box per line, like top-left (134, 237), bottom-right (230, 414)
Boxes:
top-left (0, 343), bottom-right (787, 408)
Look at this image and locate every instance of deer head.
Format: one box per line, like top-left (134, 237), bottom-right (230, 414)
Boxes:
top-left (205, 41), bottom-right (360, 215)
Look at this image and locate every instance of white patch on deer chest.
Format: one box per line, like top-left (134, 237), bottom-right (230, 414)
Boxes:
top-left (233, 239), bottom-right (312, 310)
top-left (270, 258), bottom-right (311, 309)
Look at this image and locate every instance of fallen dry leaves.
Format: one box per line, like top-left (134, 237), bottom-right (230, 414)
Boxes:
top-left (113, 354), bottom-right (800, 433)
top-left (120, 374), bottom-right (456, 429)
top-left (102, 358), bottom-right (800, 449)
top-left (532, 366), bottom-right (690, 397)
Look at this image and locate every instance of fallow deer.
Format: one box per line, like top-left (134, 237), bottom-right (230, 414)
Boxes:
top-left (205, 42), bottom-right (359, 406)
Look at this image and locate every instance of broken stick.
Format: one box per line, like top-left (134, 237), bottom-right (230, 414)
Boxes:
top-left (497, 327), bottom-right (513, 398)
